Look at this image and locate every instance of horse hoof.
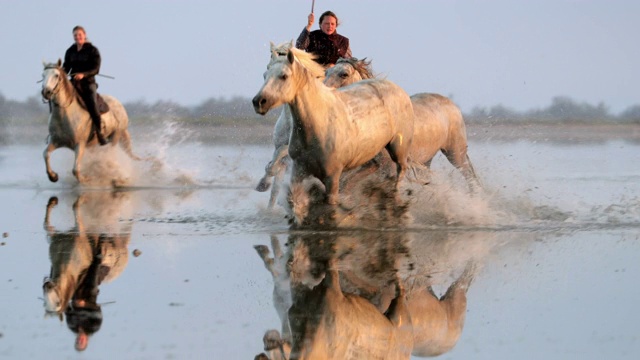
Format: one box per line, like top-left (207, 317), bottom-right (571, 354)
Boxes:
top-left (47, 196), bottom-right (59, 207)
top-left (255, 178), bottom-right (272, 192)
top-left (48, 173), bottom-right (59, 183)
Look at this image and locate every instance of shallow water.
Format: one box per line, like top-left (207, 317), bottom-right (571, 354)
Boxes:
top-left (0, 134), bottom-right (639, 359)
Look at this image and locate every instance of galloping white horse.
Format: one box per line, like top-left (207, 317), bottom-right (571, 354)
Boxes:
top-left (252, 48), bottom-right (414, 208)
top-left (325, 58), bottom-right (480, 189)
top-left (256, 45), bottom-right (479, 211)
top-left (41, 60), bottom-right (144, 183)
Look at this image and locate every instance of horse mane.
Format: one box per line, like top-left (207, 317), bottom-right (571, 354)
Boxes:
top-left (336, 57), bottom-right (375, 79)
top-left (288, 48), bottom-right (326, 79)
top-left (43, 62), bottom-right (75, 97)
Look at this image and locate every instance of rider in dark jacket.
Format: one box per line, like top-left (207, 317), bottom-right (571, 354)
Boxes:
top-left (63, 25), bottom-right (107, 145)
top-left (296, 10), bottom-right (352, 67)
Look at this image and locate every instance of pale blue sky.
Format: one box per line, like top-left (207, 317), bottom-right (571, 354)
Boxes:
top-left (1, 0), bottom-right (638, 113)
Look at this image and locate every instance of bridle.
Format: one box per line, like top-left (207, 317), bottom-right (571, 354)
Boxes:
top-left (42, 66), bottom-right (73, 108)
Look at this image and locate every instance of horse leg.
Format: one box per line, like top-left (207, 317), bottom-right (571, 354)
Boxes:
top-left (44, 196), bottom-right (59, 233)
top-left (408, 159), bottom-right (432, 185)
top-left (255, 235), bottom-right (293, 341)
top-left (386, 138), bottom-right (410, 189)
top-left (72, 143), bottom-right (87, 183)
top-left (440, 262), bottom-right (476, 339)
top-left (323, 169), bottom-right (343, 206)
top-left (442, 148), bottom-right (481, 193)
top-left (384, 275), bottom-right (411, 327)
top-left (384, 275), bottom-right (414, 355)
top-left (254, 244), bottom-right (276, 276)
top-left (43, 142), bottom-right (59, 182)
top-left (257, 145), bottom-right (289, 192)
top-left (268, 161), bottom-right (288, 209)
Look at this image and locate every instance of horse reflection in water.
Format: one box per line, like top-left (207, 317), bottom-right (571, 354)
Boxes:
top-left (42, 191), bottom-right (132, 351)
top-left (254, 228), bottom-right (488, 359)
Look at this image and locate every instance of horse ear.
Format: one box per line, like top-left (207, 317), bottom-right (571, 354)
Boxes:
top-left (287, 50), bottom-right (294, 64)
top-left (269, 41), bottom-right (275, 51)
top-left (57, 59), bottom-right (62, 67)
top-left (289, 39), bottom-right (294, 48)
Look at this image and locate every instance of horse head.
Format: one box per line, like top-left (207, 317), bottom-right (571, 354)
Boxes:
top-left (41, 59), bottom-right (70, 101)
top-left (253, 48), bottom-right (325, 115)
top-left (324, 57), bottom-right (374, 89)
top-left (42, 276), bottom-right (64, 315)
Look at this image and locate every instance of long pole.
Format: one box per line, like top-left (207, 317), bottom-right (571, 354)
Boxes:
top-left (311, 0), bottom-right (315, 13)
top-left (97, 74), bottom-right (115, 80)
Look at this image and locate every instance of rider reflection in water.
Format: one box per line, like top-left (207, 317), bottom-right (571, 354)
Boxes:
top-left (65, 236), bottom-right (108, 352)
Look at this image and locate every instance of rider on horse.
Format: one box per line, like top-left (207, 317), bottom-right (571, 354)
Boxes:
top-left (296, 10), bottom-right (352, 67)
top-left (62, 25), bottom-right (107, 145)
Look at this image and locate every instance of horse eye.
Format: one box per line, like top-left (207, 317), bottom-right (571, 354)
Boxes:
top-left (280, 74), bottom-right (288, 81)
top-left (340, 73), bottom-right (348, 79)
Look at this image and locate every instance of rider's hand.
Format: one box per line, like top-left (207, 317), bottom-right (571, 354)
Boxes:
top-left (306, 13), bottom-right (315, 31)
top-left (74, 73), bottom-right (84, 80)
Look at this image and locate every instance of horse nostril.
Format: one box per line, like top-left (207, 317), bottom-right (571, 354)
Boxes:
top-left (252, 95), bottom-right (261, 108)
top-left (252, 95), bottom-right (267, 110)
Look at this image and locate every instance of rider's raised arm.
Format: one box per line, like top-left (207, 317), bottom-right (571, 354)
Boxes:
top-left (295, 27), bottom-right (311, 50)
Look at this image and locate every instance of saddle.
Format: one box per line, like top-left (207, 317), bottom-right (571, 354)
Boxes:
top-left (75, 93), bottom-right (110, 115)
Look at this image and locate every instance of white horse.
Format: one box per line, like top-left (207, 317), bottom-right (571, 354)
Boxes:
top-left (325, 57), bottom-right (480, 190)
top-left (41, 60), bottom-right (144, 184)
top-left (252, 48), bottom-right (414, 209)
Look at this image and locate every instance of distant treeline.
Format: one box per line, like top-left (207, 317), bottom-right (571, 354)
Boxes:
top-left (465, 96), bottom-right (640, 124)
top-left (1, 93), bottom-right (639, 126)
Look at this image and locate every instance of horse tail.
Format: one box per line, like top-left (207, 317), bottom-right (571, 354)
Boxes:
top-left (119, 130), bottom-right (148, 161)
top-left (464, 153), bottom-right (482, 190)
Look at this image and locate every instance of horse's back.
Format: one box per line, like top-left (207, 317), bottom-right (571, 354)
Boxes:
top-left (340, 79), bottom-right (411, 106)
top-left (412, 93), bottom-right (465, 132)
top-left (100, 94), bottom-right (129, 130)
top-left (338, 79), bottom-right (413, 132)
top-left (409, 93), bottom-right (469, 161)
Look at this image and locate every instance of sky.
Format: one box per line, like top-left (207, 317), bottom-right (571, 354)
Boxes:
top-left (1, 0), bottom-right (638, 113)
